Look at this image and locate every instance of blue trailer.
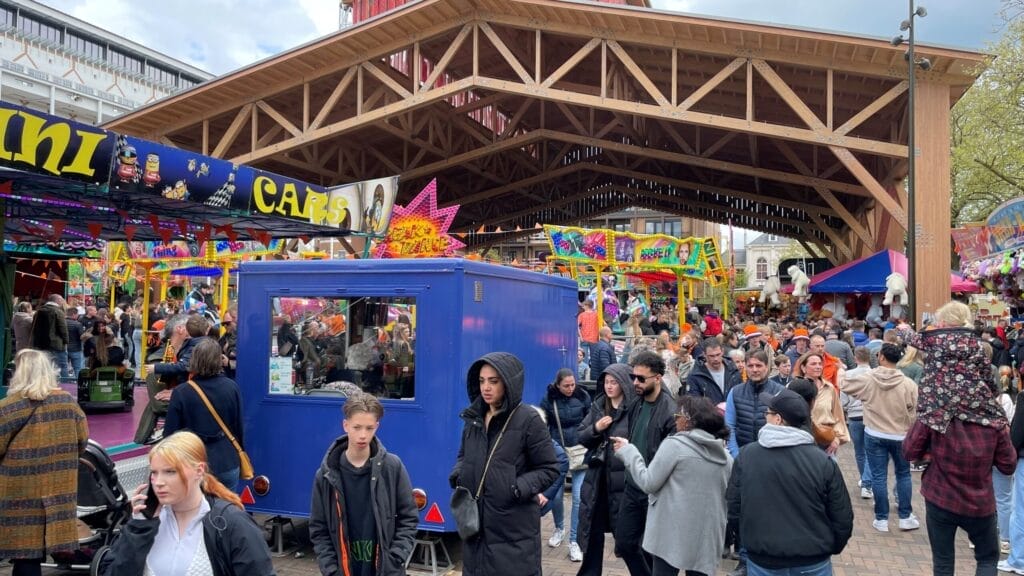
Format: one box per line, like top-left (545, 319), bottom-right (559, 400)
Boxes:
top-left (234, 258), bottom-right (578, 532)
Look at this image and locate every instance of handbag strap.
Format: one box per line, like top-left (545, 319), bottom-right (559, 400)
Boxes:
top-left (475, 404), bottom-right (519, 499)
top-left (6, 403), bottom-right (40, 451)
top-left (552, 400), bottom-right (568, 449)
top-left (187, 380), bottom-right (245, 455)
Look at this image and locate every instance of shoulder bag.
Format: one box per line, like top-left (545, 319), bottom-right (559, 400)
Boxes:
top-left (451, 405), bottom-right (519, 541)
top-left (553, 401), bottom-right (588, 471)
top-left (186, 380), bottom-right (254, 480)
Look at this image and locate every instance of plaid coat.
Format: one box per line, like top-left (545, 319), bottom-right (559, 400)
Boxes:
top-left (0, 391), bottom-right (89, 559)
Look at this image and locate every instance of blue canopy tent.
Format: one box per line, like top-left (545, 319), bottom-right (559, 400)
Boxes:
top-left (809, 249), bottom-right (978, 293)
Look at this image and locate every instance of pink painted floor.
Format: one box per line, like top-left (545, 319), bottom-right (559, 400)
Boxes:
top-left (61, 383), bottom-right (151, 460)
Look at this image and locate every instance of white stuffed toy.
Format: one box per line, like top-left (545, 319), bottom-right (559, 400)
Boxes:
top-left (822, 301), bottom-right (847, 322)
top-left (760, 276), bottom-right (782, 307)
top-left (865, 294), bottom-right (885, 327)
top-left (883, 272), bottom-right (908, 306)
top-left (788, 265), bottom-right (811, 303)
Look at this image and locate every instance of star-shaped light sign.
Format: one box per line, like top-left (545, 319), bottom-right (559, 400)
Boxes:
top-left (374, 179), bottom-right (465, 258)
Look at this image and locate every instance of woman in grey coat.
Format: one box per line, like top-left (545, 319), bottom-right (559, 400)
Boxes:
top-left (611, 396), bottom-right (732, 576)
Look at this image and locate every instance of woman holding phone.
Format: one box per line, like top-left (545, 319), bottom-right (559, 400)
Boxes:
top-left (96, 431), bottom-right (274, 576)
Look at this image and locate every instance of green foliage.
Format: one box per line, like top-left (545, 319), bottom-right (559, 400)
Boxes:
top-left (951, 15), bottom-right (1024, 225)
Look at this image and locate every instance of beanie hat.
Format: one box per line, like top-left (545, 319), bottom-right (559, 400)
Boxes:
top-left (743, 325), bottom-right (762, 338)
top-left (792, 328), bottom-right (810, 341)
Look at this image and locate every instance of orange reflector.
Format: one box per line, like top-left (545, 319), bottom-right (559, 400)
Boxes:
top-left (412, 488), bottom-right (427, 510)
top-left (253, 476), bottom-right (271, 496)
top-left (423, 502), bottom-right (444, 524)
top-left (240, 485), bottom-right (256, 505)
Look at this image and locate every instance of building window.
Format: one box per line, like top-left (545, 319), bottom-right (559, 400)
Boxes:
top-left (107, 49), bottom-right (142, 74)
top-left (767, 234), bottom-right (777, 242)
top-left (645, 221), bottom-right (664, 234)
top-left (65, 32), bottom-right (104, 60)
top-left (0, 7), bottom-right (15, 28)
top-left (756, 257), bottom-right (768, 281)
top-left (146, 63), bottom-right (178, 86)
top-left (18, 15), bottom-right (61, 43)
top-left (664, 220), bottom-right (681, 237)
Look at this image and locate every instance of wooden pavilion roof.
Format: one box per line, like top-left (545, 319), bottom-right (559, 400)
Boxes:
top-left (103, 0), bottom-right (988, 261)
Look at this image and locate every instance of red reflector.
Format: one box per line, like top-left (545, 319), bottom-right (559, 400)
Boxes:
top-left (240, 486), bottom-right (256, 505)
top-left (423, 502), bottom-right (444, 524)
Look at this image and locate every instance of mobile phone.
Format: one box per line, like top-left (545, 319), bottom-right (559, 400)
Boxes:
top-left (142, 483), bottom-right (161, 519)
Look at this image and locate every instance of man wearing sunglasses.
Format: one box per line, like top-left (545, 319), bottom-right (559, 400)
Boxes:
top-left (613, 351), bottom-right (677, 576)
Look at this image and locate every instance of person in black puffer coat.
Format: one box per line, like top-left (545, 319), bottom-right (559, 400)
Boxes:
top-left (575, 363), bottom-right (637, 576)
top-left (539, 368), bottom-right (592, 558)
top-left (449, 352), bottom-right (560, 576)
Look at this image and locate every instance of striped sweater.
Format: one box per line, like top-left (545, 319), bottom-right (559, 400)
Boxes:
top-left (0, 391), bottom-right (89, 558)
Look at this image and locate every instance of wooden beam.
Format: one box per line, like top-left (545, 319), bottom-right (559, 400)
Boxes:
top-left (201, 120), bottom-right (209, 155)
top-left (212, 103), bottom-right (253, 158)
top-left (826, 68), bottom-right (833, 130)
top-left (700, 131), bottom-right (736, 158)
top-left (423, 24), bottom-right (473, 91)
top-left (556, 102), bottom-right (588, 135)
top-left (362, 61), bottom-right (413, 99)
top-left (746, 59), bottom-right (753, 121)
top-left (310, 67), bottom-right (357, 131)
top-left (835, 80), bottom-right (908, 137)
top-left (678, 57), bottom-right (745, 112)
top-left (255, 100), bottom-right (302, 138)
top-left (542, 37), bottom-right (601, 89)
top-left (475, 76), bottom-right (907, 158)
top-left (751, 58), bottom-right (827, 132)
top-left (657, 120), bottom-right (696, 155)
top-left (303, 82), bottom-right (310, 131)
top-left (829, 145), bottom-right (907, 228)
top-left (606, 40), bottom-right (669, 106)
top-left (478, 22), bottom-right (534, 85)
top-left (809, 212), bottom-right (853, 260)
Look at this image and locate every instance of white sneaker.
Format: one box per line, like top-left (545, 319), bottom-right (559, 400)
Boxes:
top-left (569, 541), bottom-right (582, 562)
top-left (1002, 540), bottom-right (1012, 555)
top-left (898, 514), bottom-right (920, 531)
top-left (548, 527), bottom-right (564, 548)
top-left (997, 559), bottom-right (1024, 574)
top-left (861, 487), bottom-right (873, 499)
top-left (872, 519), bottom-right (889, 532)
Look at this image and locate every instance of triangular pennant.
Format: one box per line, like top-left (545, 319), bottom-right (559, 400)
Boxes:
top-left (148, 214), bottom-right (161, 233)
top-left (495, 226), bottom-right (502, 233)
top-left (476, 225), bottom-right (485, 234)
top-left (87, 223), bottom-right (103, 239)
top-left (124, 225), bottom-right (136, 242)
top-left (535, 222), bottom-right (543, 229)
top-left (195, 228), bottom-right (210, 246)
top-left (299, 235), bottom-right (310, 244)
top-left (226, 228), bottom-right (239, 242)
top-left (515, 225), bottom-right (522, 232)
top-left (10, 233), bottom-right (22, 243)
top-left (158, 228), bottom-right (173, 244)
top-left (116, 209), bottom-right (130, 219)
top-left (176, 218), bottom-right (190, 237)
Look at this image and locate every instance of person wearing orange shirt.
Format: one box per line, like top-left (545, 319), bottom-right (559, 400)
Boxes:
top-left (578, 300), bottom-right (600, 364)
top-left (810, 333), bottom-right (844, 390)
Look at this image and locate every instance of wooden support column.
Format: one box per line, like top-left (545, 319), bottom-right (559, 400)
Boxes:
top-left (912, 80), bottom-right (952, 319)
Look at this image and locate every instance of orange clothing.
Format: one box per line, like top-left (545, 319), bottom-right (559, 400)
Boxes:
top-left (823, 353), bottom-right (842, 390)
top-left (324, 314), bottom-right (347, 336)
top-left (578, 310), bottom-right (599, 343)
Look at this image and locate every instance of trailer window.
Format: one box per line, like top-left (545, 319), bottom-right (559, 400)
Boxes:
top-left (269, 296), bottom-right (416, 400)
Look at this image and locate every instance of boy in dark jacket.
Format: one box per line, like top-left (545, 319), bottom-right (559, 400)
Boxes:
top-left (310, 393), bottom-right (419, 576)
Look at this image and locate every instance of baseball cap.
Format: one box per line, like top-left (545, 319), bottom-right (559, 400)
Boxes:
top-left (759, 388), bottom-right (809, 428)
top-left (792, 328), bottom-right (810, 341)
top-left (743, 324), bottom-right (762, 338)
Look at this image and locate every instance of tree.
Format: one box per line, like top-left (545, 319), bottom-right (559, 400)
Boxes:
top-left (950, 12), bottom-right (1024, 224)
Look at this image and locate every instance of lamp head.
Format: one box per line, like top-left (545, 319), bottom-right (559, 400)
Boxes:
top-left (892, 35), bottom-right (905, 46)
top-left (915, 6), bottom-right (928, 17)
top-left (917, 57), bottom-right (932, 71)
top-left (900, 19), bottom-right (911, 31)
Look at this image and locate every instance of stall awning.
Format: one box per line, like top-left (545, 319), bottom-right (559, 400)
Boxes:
top-left (808, 250), bottom-right (979, 294)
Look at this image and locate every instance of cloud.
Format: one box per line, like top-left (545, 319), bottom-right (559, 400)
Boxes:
top-left (47, 0), bottom-right (335, 74)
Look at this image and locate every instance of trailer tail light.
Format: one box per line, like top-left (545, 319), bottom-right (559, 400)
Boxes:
top-left (424, 502), bottom-right (444, 524)
top-left (253, 475), bottom-right (271, 496)
top-left (412, 488), bottom-right (427, 510)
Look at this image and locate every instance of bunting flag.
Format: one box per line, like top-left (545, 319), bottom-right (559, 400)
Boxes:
top-left (158, 228), bottom-right (173, 244)
top-left (225, 228), bottom-right (239, 242)
top-left (117, 209), bottom-right (130, 220)
top-left (87, 223), bottom-right (103, 239)
top-left (124, 224), bottom-right (136, 242)
top-left (148, 214), bottom-right (161, 234)
top-left (195, 226), bottom-right (210, 245)
top-left (299, 235), bottom-right (310, 244)
top-left (176, 218), bottom-right (190, 237)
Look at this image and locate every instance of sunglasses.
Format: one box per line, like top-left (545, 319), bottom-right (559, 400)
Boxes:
top-left (765, 409), bottom-right (778, 416)
top-left (630, 373), bottom-right (655, 383)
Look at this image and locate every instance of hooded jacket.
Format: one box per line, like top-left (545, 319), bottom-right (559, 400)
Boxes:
top-left (540, 381), bottom-right (591, 448)
top-left (309, 436), bottom-right (419, 576)
top-left (98, 497), bottom-right (276, 576)
top-left (728, 425), bottom-right (853, 569)
top-left (841, 366), bottom-right (918, 439)
top-left (576, 363), bottom-right (636, 557)
top-left (617, 429), bottom-right (732, 575)
top-left (449, 352), bottom-right (559, 576)
top-left (686, 358), bottom-right (743, 405)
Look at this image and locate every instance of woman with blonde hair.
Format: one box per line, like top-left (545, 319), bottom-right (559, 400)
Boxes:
top-left (793, 352), bottom-right (849, 455)
top-left (97, 431), bottom-right (275, 575)
top-left (0, 349), bottom-right (88, 576)
top-left (896, 345), bottom-right (924, 384)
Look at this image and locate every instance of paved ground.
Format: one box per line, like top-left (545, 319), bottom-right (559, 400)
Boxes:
top-left (1, 444), bottom-right (996, 575)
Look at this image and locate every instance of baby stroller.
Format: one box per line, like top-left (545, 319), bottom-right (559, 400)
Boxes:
top-left (43, 440), bottom-right (130, 573)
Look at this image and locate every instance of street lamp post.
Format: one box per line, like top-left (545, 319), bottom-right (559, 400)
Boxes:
top-left (892, 1), bottom-right (931, 326)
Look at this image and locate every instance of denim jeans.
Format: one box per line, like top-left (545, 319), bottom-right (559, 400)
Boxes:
top-left (748, 558), bottom-right (832, 576)
top-left (925, 500), bottom-right (998, 576)
top-left (865, 433), bottom-right (912, 521)
top-left (1005, 459), bottom-right (1024, 568)
top-left (847, 418), bottom-right (871, 486)
top-left (68, 350), bottom-right (84, 376)
top-left (46, 349), bottom-right (68, 378)
top-left (993, 467), bottom-right (1013, 542)
top-left (216, 467), bottom-right (240, 493)
top-left (132, 328), bottom-right (143, 369)
top-left (551, 469), bottom-right (586, 541)
top-left (581, 341), bottom-right (594, 364)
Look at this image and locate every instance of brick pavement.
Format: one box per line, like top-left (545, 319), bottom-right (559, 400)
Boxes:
top-left (2, 445), bottom-right (996, 575)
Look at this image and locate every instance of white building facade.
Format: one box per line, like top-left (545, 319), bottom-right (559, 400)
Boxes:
top-left (745, 233), bottom-right (800, 289)
top-left (0, 0), bottom-right (211, 123)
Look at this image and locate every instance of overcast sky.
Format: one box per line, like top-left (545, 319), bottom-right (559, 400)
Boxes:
top-left (43, 0), bottom-right (1007, 76)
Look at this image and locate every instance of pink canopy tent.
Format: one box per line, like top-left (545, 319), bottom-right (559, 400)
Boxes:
top-left (789, 249), bottom-right (979, 293)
